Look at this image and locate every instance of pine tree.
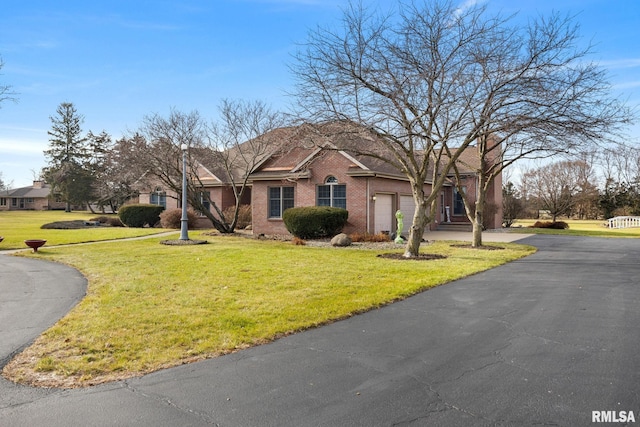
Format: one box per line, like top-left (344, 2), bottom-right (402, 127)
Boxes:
top-left (43, 102), bottom-right (91, 212)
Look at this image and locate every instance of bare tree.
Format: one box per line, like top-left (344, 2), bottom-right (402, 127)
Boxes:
top-left (136, 102), bottom-right (284, 233)
top-left (203, 99), bottom-right (286, 230)
top-left (599, 143), bottom-right (640, 217)
top-left (522, 160), bottom-right (589, 221)
top-left (292, 0), bottom-right (632, 253)
top-left (0, 171), bottom-right (12, 192)
top-left (0, 56), bottom-right (17, 108)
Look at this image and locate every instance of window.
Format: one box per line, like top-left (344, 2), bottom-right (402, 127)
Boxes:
top-left (453, 187), bottom-right (466, 215)
top-left (269, 186), bottom-right (294, 218)
top-left (150, 187), bottom-right (166, 208)
top-left (199, 191), bottom-right (210, 214)
top-left (11, 198), bottom-right (17, 207)
top-left (317, 176), bottom-right (346, 209)
top-left (0, 198), bottom-right (6, 206)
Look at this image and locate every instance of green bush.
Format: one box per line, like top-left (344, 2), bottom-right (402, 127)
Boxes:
top-left (283, 206), bottom-right (348, 239)
top-left (118, 204), bottom-right (164, 228)
top-left (159, 208), bottom-right (199, 229)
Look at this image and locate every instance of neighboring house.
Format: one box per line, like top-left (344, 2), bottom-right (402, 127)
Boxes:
top-left (0, 181), bottom-right (68, 211)
top-left (139, 123), bottom-right (503, 235)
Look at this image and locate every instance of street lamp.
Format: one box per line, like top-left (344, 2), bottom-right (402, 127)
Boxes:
top-left (180, 143), bottom-right (189, 240)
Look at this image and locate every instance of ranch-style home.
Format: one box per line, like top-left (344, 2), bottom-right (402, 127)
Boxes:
top-left (0, 180), bottom-right (68, 211)
top-left (139, 123), bottom-right (503, 236)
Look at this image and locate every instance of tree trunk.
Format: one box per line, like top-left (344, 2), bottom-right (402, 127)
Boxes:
top-left (472, 199), bottom-right (483, 247)
top-left (403, 184), bottom-right (429, 258)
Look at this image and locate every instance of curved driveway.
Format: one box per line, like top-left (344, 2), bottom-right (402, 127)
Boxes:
top-left (1, 235), bottom-right (639, 426)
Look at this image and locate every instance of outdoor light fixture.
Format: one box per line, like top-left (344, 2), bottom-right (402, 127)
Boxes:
top-left (180, 143), bottom-right (189, 240)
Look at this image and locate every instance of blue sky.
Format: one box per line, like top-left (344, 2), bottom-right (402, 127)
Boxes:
top-left (1, 0), bottom-right (639, 188)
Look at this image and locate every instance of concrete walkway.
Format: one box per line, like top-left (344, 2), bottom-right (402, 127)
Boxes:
top-left (424, 229), bottom-right (530, 243)
top-left (1, 234), bottom-right (639, 426)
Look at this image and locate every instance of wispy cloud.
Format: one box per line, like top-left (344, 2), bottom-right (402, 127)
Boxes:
top-left (598, 58), bottom-right (640, 70)
top-left (0, 139), bottom-right (47, 155)
top-left (454, 0), bottom-right (483, 18)
top-left (613, 80), bottom-right (640, 90)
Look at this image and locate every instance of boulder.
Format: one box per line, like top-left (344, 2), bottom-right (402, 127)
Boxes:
top-left (331, 233), bottom-right (352, 247)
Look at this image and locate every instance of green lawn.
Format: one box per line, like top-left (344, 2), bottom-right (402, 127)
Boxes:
top-left (511, 219), bottom-right (640, 238)
top-left (0, 210), bottom-right (172, 249)
top-left (1, 211), bottom-right (536, 388)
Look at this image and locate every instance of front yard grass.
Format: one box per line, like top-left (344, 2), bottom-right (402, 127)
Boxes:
top-left (0, 210), bottom-right (171, 249)
top-left (4, 232), bottom-right (535, 388)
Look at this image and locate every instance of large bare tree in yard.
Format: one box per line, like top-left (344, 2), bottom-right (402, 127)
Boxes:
top-left (136, 101), bottom-right (284, 232)
top-left (446, 9), bottom-right (631, 245)
top-left (522, 159), bottom-right (593, 222)
top-left (292, 0), bottom-right (632, 254)
top-left (203, 99), bottom-right (286, 230)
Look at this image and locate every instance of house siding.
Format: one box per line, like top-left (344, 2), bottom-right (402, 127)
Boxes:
top-left (251, 151), bottom-right (445, 236)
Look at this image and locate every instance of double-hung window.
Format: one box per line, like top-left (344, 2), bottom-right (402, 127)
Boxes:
top-left (150, 187), bottom-right (167, 209)
top-left (317, 176), bottom-right (346, 209)
top-left (269, 186), bottom-right (294, 218)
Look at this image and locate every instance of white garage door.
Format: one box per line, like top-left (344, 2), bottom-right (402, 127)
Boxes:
top-left (374, 194), bottom-right (393, 234)
top-left (399, 195), bottom-right (416, 235)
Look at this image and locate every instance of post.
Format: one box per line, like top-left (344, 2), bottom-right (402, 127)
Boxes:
top-left (180, 143), bottom-right (189, 240)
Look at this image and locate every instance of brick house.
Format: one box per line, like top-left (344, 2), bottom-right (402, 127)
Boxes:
top-left (138, 123), bottom-right (503, 235)
top-left (0, 181), bottom-right (68, 211)
top-left (249, 126), bottom-right (502, 236)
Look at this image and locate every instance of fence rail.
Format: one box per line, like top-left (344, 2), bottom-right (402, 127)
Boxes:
top-left (607, 216), bottom-right (640, 229)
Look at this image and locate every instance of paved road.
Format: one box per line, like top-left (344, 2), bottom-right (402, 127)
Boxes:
top-left (1, 235), bottom-right (639, 426)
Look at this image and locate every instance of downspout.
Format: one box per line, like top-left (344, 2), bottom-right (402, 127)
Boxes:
top-left (366, 177), bottom-right (370, 233)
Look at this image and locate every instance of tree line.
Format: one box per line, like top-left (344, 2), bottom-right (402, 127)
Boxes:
top-left (503, 146), bottom-right (640, 225)
top-left (40, 101), bottom-right (284, 230)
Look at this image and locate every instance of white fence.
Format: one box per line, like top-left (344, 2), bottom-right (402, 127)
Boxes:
top-left (607, 216), bottom-right (640, 229)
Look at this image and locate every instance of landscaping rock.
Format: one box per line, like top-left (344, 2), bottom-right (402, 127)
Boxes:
top-left (331, 233), bottom-right (352, 247)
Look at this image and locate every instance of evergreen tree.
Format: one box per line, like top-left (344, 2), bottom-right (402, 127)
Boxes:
top-left (43, 102), bottom-right (90, 211)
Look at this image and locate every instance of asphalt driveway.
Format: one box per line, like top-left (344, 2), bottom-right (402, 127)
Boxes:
top-left (1, 235), bottom-right (639, 426)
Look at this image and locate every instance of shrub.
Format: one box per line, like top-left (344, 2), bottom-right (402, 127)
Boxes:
top-left (222, 204), bottom-right (252, 229)
top-left (349, 232), bottom-right (391, 243)
top-left (291, 237), bottom-right (306, 245)
top-left (283, 206), bottom-right (348, 239)
top-left (90, 216), bottom-right (124, 227)
top-left (159, 208), bottom-right (199, 229)
top-left (118, 204), bottom-right (164, 228)
top-left (531, 220), bottom-right (569, 229)
top-left (107, 217), bottom-right (124, 227)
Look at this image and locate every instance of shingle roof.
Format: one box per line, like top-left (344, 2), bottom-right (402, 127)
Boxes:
top-left (3, 183), bottom-right (51, 198)
top-left (190, 121), bottom-right (483, 184)
top-left (248, 121), bottom-right (482, 181)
